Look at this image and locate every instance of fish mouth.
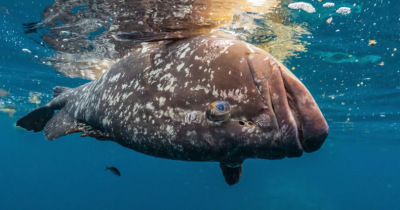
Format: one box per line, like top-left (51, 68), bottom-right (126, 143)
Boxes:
top-left (248, 54), bottom-right (329, 157)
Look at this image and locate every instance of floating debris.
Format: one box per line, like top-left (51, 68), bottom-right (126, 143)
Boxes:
top-left (0, 105), bottom-right (17, 117)
top-left (22, 49), bottom-right (31, 53)
top-left (288, 2), bottom-right (316, 13)
top-left (28, 92), bottom-right (42, 107)
top-left (323, 3), bottom-right (335, 8)
top-left (379, 62), bottom-right (384, 66)
top-left (369, 39), bottom-right (377, 46)
top-left (394, 48), bottom-right (397, 51)
top-left (336, 7), bottom-right (351, 15)
top-left (292, 67), bottom-right (295, 70)
top-left (326, 17), bottom-right (333, 24)
top-left (242, 12), bottom-right (312, 62)
top-left (0, 89), bottom-right (9, 97)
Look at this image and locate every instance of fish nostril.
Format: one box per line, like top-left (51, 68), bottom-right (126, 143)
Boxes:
top-left (238, 120), bottom-right (254, 126)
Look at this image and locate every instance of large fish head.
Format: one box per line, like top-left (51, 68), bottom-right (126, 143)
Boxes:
top-left (165, 36), bottom-right (329, 161)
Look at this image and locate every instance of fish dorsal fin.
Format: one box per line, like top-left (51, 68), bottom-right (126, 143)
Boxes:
top-left (53, 86), bottom-right (71, 98)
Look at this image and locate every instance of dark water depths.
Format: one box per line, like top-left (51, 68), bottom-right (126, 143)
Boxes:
top-left (1, 0), bottom-right (400, 209)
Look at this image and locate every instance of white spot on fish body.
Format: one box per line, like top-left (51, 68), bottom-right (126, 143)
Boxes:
top-left (135, 117), bottom-right (140, 123)
top-left (145, 102), bottom-right (155, 111)
top-left (184, 68), bottom-right (191, 77)
top-left (190, 85), bottom-right (210, 94)
top-left (212, 86), bottom-right (219, 98)
top-left (154, 59), bottom-right (163, 66)
top-left (164, 63), bottom-right (173, 71)
top-left (185, 111), bottom-right (203, 124)
top-left (159, 73), bottom-right (178, 92)
top-left (157, 97), bottom-right (166, 106)
top-left (141, 42), bottom-right (149, 53)
top-left (109, 73), bottom-right (121, 82)
top-left (241, 125), bottom-right (256, 133)
top-left (177, 63), bottom-right (184, 72)
top-left (179, 47), bottom-right (191, 58)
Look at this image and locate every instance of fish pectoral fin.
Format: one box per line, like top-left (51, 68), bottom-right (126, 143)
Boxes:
top-left (44, 108), bottom-right (77, 140)
top-left (44, 109), bottom-right (111, 141)
top-left (220, 163), bottom-right (243, 186)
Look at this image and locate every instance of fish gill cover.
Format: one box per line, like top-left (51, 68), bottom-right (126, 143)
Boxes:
top-left (23, 0), bottom-right (312, 80)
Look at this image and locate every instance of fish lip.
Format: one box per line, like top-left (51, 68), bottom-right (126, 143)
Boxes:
top-left (247, 54), bottom-right (303, 157)
top-left (278, 62), bottom-right (329, 153)
top-left (284, 89), bottom-right (305, 151)
top-left (248, 53), bottom-right (328, 157)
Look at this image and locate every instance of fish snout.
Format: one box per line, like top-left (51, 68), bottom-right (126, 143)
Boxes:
top-left (248, 53), bottom-right (329, 157)
top-left (277, 58), bottom-right (329, 153)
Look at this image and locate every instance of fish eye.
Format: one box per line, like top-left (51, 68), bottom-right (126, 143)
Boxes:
top-left (216, 104), bottom-right (225, 111)
top-left (206, 101), bottom-right (231, 121)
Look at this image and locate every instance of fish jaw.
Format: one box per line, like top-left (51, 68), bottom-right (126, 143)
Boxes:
top-left (247, 53), bottom-right (329, 157)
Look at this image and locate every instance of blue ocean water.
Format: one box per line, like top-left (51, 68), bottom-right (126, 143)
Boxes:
top-left (1, 0), bottom-right (400, 209)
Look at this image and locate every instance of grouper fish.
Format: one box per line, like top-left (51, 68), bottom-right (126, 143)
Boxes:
top-left (16, 35), bottom-right (329, 185)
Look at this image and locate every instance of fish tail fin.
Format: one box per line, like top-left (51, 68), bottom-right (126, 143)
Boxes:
top-left (105, 165), bottom-right (109, 171)
top-left (53, 86), bottom-right (71, 98)
top-left (220, 163), bottom-right (242, 186)
top-left (16, 106), bottom-right (53, 132)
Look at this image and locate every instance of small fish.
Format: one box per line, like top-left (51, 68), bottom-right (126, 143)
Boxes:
top-left (0, 7), bottom-right (9, 14)
top-left (0, 105), bottom-right (17, 117)
top-left (105, 165), bottom-right (121, 176)
top-left (0, 89), bottom-right (9, 97)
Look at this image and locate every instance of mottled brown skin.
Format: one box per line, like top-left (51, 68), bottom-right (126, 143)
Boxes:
top-left (16, 35), bottom-right (329, 185)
